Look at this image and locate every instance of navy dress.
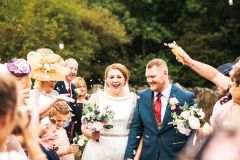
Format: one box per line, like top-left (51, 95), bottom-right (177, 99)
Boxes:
top-left (41, 145), bottom-right (59, 160)
top-left (72, 102), bottom-right (83, 135)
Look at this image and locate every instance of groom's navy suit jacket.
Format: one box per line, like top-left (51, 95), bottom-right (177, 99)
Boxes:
top-left (125, 84), bottom-right (195, 160)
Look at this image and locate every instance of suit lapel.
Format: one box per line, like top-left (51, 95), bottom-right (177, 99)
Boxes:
top-left (149, 90), bottom-right (160, 132)
top-left (142, 89), bottom-right (159, 133)
top-left (55, 81), bottom-right (67, 94)
top-left (159, 84), bottom-right (178, 132)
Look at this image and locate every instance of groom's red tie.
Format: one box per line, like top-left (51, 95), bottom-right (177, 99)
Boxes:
top-left (154, 93), bottom-right (162, 125)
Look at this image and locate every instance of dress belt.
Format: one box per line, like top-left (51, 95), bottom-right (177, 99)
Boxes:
top-left (100, 132), bottom-right (129, 137)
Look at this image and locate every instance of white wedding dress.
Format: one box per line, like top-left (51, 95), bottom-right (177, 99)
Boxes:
top-left (81, 90), bottom-right (136, 160)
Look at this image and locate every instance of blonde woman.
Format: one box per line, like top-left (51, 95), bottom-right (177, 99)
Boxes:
top-left (70, 77), bottom-right (89, 135)
top-left (27, 48), bottom-right (73, 118)
top-left (72, 77), bottom-right (89, 104)
top-left (30, 80), bottom-right (60, 118)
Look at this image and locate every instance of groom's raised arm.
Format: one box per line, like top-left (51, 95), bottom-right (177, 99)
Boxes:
top-left (125, 96), bottom-right (143, 159)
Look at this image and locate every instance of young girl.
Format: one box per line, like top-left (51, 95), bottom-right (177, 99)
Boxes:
top-left (49, 101), bottom-right (80, 160)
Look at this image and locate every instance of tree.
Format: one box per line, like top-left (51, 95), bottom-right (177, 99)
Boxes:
top-left (84, 0), bottom-right (240, 88)
top-left (0, 0), bottom-right (129, 85)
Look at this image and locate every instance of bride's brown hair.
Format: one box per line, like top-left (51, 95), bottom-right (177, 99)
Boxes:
top-left (104, 63), bottom-right (130, 81)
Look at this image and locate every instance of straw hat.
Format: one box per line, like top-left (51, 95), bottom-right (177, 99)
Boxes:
top-left (27, 48), bottom-right (70, 81)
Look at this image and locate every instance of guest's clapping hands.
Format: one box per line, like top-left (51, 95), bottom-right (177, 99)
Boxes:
top-left (56, 94), bottom-right (75, 103)
top-left (19, 88), bottom-right (30, 105)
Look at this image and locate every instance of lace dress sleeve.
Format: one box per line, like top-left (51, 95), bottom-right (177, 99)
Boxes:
top-left (88, 90), bottom-right (101, 105)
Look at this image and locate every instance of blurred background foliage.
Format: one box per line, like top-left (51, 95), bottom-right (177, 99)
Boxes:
top-left (0, 0), bottom-right (240, 89)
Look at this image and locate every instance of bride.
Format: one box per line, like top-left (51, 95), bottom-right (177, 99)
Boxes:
top-left (81, 63), bottom-right (137, 160)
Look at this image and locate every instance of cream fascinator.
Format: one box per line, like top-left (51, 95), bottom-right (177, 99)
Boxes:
top-left (27, 48), bottom-right (70, 81)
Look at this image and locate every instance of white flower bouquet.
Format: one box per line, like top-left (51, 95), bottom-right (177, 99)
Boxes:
top-left (81, 103), bottom-right (115, 141)
top-left (168, 98), bottom-right (205, 136)
top-left (73, 134), bottom-right (88, 150)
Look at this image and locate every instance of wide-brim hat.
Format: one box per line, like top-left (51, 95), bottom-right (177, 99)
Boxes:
top-left (27, 48), bottom-right (70, 81)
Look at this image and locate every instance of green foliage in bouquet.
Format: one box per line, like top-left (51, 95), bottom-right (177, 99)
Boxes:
top-left (82, 103), bottom-right (115, 130)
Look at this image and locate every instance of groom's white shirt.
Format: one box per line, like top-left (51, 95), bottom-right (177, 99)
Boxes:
top-left (154, 83), bottom-right (172, 122)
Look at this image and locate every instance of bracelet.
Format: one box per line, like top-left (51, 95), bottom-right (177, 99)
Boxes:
top-left (32, 153), bottom-right (47, 160)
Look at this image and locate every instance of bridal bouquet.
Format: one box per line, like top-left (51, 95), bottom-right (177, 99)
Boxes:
top-left (168, 98), bottom-right (205, 136)
top-left (82, 103), bottom-right (114, 131)
top-left (73, 134), bottom-right (89, 149)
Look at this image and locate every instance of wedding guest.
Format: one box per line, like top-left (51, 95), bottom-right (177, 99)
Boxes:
top-left (72, 77), bottom-right (89, 104)
top-left (54, 58), bottom-right (78, 141)
top-left (197, 68), bottom-right (240, 137)
top-left (178, 124), bottom-right (240, 160)
top-left (193, 87), bottom-right (218, 123)
top-left (0, 59), bottom-right (32, 158)
top-left (125, 59), bottom-right (195, 160)
top-left (27, 48), bottom-right (72, 118)
top-left (171, 45), bottom-right (240, 93)
top-left (71, 77), bottom-right (89, 135)
top-left (198, 126), bottom-right (240, 160)
top-left (0, 72), bottom-right (47, 160)
top-left (0, 58), bottom-right (32, 104)
top-left (230, 69), bottom-right (240, 121)
top-left (81, 63), bottom-right (137, 160)
top-left (168, 45), bottom-right (240, 136)
top-left (49, 101), bottom-right (79, 160)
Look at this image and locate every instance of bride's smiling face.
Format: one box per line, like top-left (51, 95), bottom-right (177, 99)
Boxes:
top-left (106, 69), bottom-right (126, 91)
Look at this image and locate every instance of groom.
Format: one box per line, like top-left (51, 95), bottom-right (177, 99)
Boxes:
top-left (125, 58), bottom-right (195, 160)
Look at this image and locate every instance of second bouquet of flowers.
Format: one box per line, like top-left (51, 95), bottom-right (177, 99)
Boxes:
top-left (168, 98), bottom-right (205, 136)
top-left (81, 103), bottom-right (115, 141)
top-left (73, 134), bottom-right (89, 150)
